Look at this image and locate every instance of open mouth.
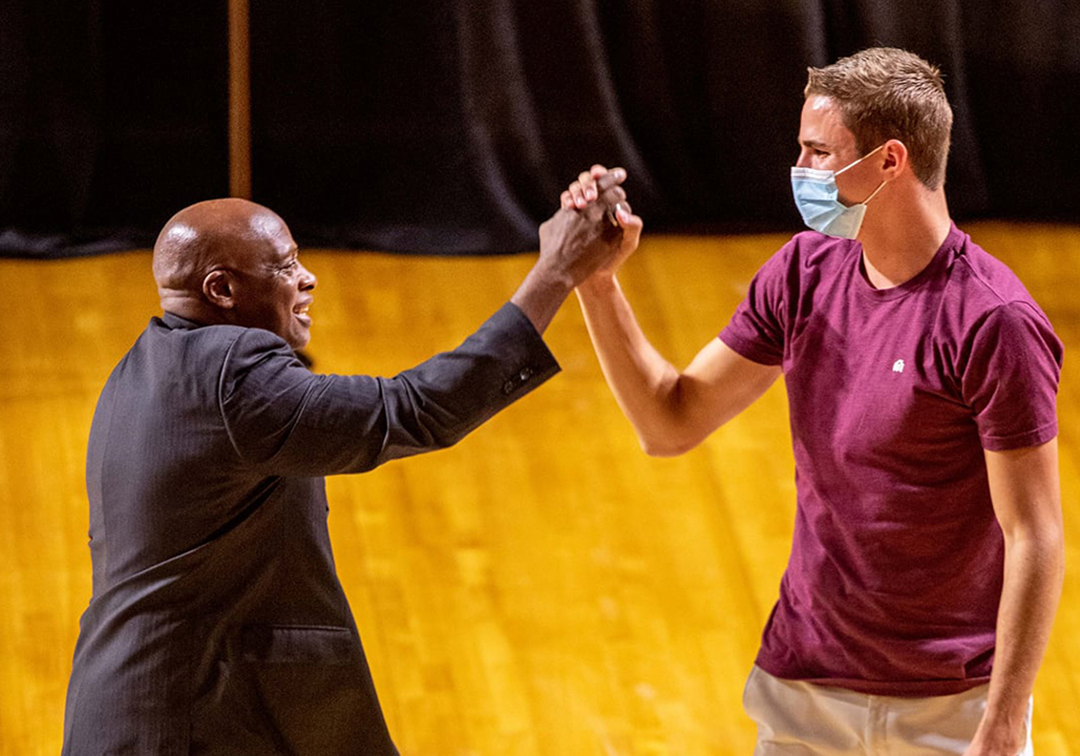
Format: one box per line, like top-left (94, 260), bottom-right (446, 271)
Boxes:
top-left (294, 302), bottom-right (312, 326)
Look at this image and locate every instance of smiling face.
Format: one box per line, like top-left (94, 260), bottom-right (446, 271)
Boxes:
top-left (153, 199), bottom-right (318, 350)
top-left (223, 212), bottom-right (317, 350)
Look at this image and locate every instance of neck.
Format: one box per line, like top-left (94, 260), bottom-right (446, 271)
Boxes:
top-left (857, 181), bottom-right (952, 289)
top-left (159, 290), bottom-right (225, 326)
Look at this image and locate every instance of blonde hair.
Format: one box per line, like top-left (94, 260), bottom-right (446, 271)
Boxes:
top-left (805, 47), bottom-right (953, 190)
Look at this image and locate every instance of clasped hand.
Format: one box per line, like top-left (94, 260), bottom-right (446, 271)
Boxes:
top-left (539, 164), bottom-right (643, 288)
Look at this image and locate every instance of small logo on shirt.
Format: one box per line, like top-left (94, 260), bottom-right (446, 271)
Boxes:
top-left (892, 359), bottom-right (906, 373)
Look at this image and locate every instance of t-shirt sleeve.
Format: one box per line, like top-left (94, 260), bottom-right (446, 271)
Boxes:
top-left (718, 243), bottom-right (791, 366)
top-left (961, 301), bottom-right (1063, 451)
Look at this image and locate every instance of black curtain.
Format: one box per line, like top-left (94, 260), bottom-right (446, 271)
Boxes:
top-left (0, 0), bottom-right (228, 257)
top-left (2, 0), bottom-right (1078, 258)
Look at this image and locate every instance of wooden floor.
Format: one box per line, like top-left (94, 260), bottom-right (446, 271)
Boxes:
top-left (1, 222), bottom-right (1078, 755)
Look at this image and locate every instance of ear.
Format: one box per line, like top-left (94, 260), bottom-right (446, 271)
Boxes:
top-left (202, 269), bottom-right (236, 309)
top-left (881, 139), bottom-right (909, 178)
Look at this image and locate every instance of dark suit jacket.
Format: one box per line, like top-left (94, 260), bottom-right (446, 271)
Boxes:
top-left (62, 303), bottom-right (559, 755)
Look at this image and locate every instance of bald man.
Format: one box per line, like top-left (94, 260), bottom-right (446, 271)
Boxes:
top-left (61, 178), bottom-right (632, 755)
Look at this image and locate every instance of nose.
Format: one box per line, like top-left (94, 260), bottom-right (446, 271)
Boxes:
top-left (299, 263), bottom-right (316, 291)
top-left (795, 148), bottom-right (814, 169)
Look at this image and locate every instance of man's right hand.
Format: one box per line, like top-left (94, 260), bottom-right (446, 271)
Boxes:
top-left (536, 166), bottom-right (630, 289)
top-left (560, 164), bottom-right (643, 283)
top-left (511, 166), bottom-right (640, 334)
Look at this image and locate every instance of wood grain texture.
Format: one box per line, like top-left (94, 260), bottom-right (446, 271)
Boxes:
top-left (1, 222), bottom-right (1077, 755)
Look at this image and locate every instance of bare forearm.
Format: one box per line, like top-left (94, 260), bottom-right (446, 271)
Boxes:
top-left (511, 261), bottom-right (575, 335)
top-left (975, 530), bottom-right (1064, 751)
top-left (510, 166), bottom-right (630, 334)
top-left (576, 275), bottom-right (687, 454)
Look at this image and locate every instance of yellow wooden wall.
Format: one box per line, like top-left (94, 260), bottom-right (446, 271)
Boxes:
top-left (1, 222), bottom-right (1077, 755)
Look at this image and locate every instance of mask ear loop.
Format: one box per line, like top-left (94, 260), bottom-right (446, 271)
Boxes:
top-left (860, 178), bottom-right (889, 206)
top-left (835, 143), bottom-right (890, 206)
top-left (835, 142), bottom-right (888, 177)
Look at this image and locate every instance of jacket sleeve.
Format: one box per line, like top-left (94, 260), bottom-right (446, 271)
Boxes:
top-left (217, 302), bottom-right (560, 476)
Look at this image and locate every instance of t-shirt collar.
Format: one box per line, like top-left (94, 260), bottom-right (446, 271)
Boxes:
top-left (856, 222), bottom-right (963, 301)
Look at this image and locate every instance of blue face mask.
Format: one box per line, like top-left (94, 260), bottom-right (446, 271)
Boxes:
top-left (790, 144), bottom-right (888, 239)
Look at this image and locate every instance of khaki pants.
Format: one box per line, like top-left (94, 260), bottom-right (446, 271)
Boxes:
top-left (743, 665), bottom-right (1033, 755)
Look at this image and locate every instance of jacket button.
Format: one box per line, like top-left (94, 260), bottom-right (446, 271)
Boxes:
top-left (503, 380), bottom-right (515, 394)
top-left (519, 367), bottom-right (533, 381)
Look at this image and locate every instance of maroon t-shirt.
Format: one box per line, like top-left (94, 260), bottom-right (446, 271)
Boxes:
top-left (720, 224), bottom-right (1063, 696)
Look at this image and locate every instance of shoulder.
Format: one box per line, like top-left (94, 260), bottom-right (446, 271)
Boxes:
top-left (931, 232), bottom-right (1056, 347)
top-left (148, 316), bottom-right (303, 385)
top-left (154, 314), bottom-right (291, 357)
top-left (946, 232), bottom-right (1044, 312)
top-left (938, 232), bottom-right (1062, 361)
top-left (754, 231), bottom-right (859, 284)
top-left (776, 230), bottom-right (855, 265)
top-left (743, 232), bottom-right (859, 313)
top-left (967, 300), bottom-right (1062, 363)
top-left (217, 328), bottom-right (307, 389)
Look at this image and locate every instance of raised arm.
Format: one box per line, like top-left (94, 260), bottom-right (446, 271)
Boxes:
top-left (967, 439), bottom-right (1064, 755)
top-left (220, 167), bottom-right (634, 476)
top-left (219, 304), bottom-right (562, 476)
top-left (510, 167), bottom-right (629, 334)
top-left (577, 275), bottom-right (780, 456)
top-left (566, 165), bottom-right (780, 456)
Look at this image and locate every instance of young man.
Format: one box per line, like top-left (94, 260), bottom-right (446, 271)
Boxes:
top-left (568, 48), bottom-right (1063, 755)
top-left (62, 174), bottom-right (629, 755)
